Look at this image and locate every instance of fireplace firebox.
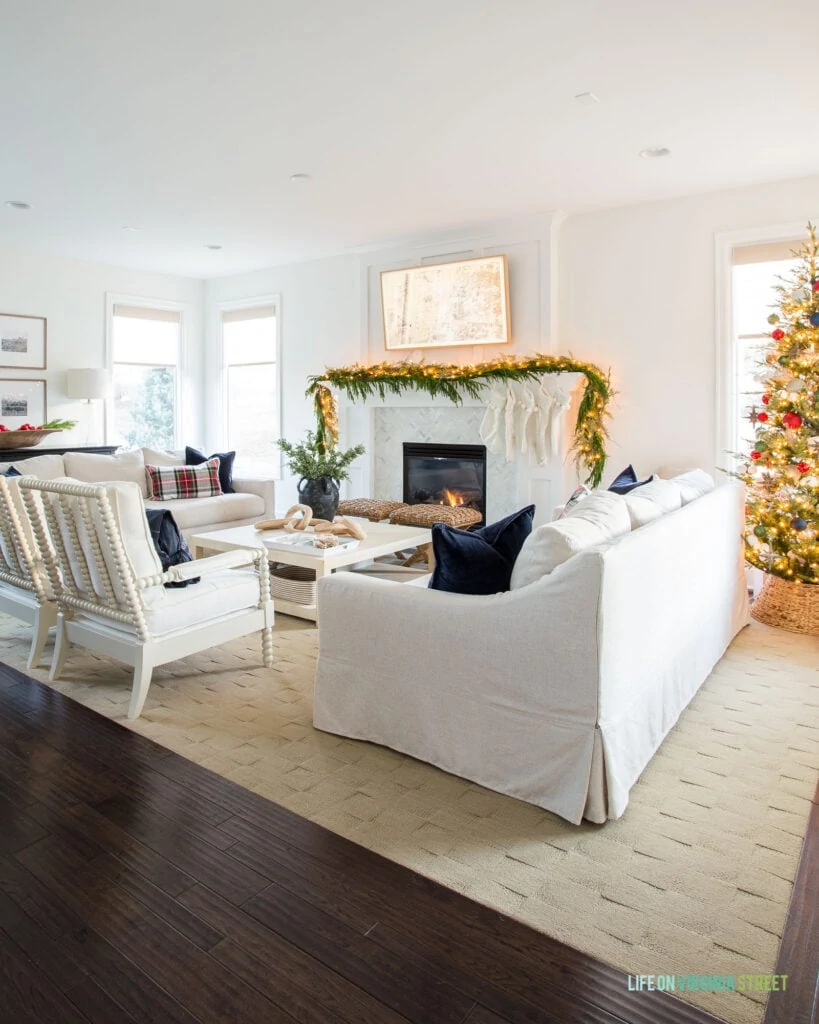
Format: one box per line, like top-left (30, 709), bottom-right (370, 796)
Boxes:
top-left (402, 442), bottom-right (487, 520)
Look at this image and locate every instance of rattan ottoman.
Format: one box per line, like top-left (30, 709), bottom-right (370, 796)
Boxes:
top-left (388, 504), bottom-right (482, 529)
top-left (336, 499), bottom-right (408, 522)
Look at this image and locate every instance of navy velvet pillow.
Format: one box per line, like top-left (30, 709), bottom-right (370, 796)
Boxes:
top-left (2, 466), bottom-right (21, 478)
top-left (185, 446), bottom-right (235, 494)
top-left (608, 464), bottom-right (653, 495)
top-left (430, 505), bottom-right (535, 596)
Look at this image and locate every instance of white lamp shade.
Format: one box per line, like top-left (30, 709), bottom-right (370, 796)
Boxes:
top-left (66, 368), bottom-right (109, 400)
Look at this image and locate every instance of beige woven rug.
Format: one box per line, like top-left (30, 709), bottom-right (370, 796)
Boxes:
top-left (0, 613), bottom-right (816, 1024)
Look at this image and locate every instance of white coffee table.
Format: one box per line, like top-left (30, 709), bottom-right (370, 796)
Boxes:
top-left (189, 521), bottom-right (433, 622)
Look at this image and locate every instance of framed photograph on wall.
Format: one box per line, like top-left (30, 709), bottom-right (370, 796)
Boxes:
top-left (0, 379), bottom-right (47, 428)
top-left (0, 313), bottom-right (47, 369)
top-left (380, 254), bottom-right (511, 350)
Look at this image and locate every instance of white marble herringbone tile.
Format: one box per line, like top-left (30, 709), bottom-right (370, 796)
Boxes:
top-left (0, 613), bottom-right (815, 1024)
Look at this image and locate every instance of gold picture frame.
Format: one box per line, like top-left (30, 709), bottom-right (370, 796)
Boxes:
top-left (380, 254), bottom-right (511, 350)
top-left (0, 313), bottom-right (47, 370)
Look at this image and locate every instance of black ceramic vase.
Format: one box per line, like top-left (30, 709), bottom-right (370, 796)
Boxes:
top-left (297, 476), bottom-right (340, 522)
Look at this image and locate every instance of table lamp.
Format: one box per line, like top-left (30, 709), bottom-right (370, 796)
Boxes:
top-left (66, 368), bottom-right (109, 444)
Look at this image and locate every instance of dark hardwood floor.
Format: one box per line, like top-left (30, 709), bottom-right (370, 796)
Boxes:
top-left (0, 662), bottom-right (815, 1024)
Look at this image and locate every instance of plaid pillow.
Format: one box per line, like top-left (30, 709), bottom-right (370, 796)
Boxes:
top-left (145, 457), bottom-right (223, 501)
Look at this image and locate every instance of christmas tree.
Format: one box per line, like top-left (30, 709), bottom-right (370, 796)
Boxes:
top-left (740, 224), bottom-right (819, 586)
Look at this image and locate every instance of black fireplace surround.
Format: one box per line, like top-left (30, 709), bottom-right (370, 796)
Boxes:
top-left (402, 442), bottom-right (487, 520)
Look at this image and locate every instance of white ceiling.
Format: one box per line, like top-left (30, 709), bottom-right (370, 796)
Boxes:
top-left (2, 0), bottom-right (818, 278)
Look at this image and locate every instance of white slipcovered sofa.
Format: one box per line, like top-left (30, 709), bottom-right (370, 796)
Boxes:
top-left (313, 477), bottom-right (750, 824)
top-left (0, 448), bottom-right (275, 539)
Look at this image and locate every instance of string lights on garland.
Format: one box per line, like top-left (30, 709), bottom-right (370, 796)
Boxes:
top-left (306, 354), bottom-right (613, 487)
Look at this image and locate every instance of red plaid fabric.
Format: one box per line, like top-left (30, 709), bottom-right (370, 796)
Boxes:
top-left (145, 458), bottom-right (223, 501)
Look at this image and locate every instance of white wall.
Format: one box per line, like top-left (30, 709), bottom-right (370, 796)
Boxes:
top-left (204, 254), bottom-right (361, 507)
top-left (559, 173), bottom-right (819, 482)
top-left (0, 245), bottom-right (204, 446)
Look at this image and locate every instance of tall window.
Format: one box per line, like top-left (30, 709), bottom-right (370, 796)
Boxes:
top-left (730, 241), bottom-right (799, 458)
top-left (221, 303), bottom-right (279, 474)
top-left (110, 303), bottom-right (182, 448)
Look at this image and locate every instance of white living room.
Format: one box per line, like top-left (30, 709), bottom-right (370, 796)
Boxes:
top-left (0, 4), bottom-right (816, 1024)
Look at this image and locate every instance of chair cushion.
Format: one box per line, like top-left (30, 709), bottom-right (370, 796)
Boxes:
top-left (430, 505), bottom-right (535, 595)
top-left (668, 469), bottom-right (715, 505)
top-left (186, 446), bottom-right (235, 494)
top-left (64, 449), bottom-right (148, 497)
top-left (103, 481), bottom-right (164, 582)
top-left (623, 477), bottom-right (682, 528)
top-left (8, 453), bottom-right (67, 479)
top-left (140, 568), bottom-right (260, 636)
top-left (511, 492), bottom-right (630, 588)
top-left (144, 491), bottom-right (264, 529)
top-left (146, 459), bottom-right (222, 501)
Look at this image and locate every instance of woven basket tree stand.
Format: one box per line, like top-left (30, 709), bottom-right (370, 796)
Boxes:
top-left (751, 574), bottom-right (819, 637)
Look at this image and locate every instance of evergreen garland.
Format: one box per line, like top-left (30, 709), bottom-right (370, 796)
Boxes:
top-left (305, 354), bottom-right (613, 487)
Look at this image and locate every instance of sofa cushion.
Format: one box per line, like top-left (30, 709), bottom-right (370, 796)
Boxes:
top-left (511, 492), bottom-right (630, 588)
top-left (141, 446), bottom-right (185, 468)
top-left (430, 505), bottom-right (535, 595)
top-left (146, 458), bottom-right (222, 501)
top-left (668, 469), bottom-right (715, 505)
top-left (64, 449), bottom-right (148, 497)
top-left (608, 464), bottom-right (653, 494)
top-left (186, 446), bottom-right (235, 494)
top-left (8, 453), bottom-right (67, 479)
top-left (143, 491), bottom-right (264, 529)
top-left (623, 477), bottom-right (682, 528)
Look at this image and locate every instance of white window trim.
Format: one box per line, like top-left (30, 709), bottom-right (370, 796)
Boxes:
top-left (215, 294), bottom-right (282, 479)
top-left (105, 292), bottom-right (189, 448)
top-left (713, 221), bottom-right (810, 472)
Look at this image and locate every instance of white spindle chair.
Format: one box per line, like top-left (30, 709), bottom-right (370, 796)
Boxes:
top-left (0, 475), bottom-right (58, 668)
top-left (19, 477), bottom-right (274, 719)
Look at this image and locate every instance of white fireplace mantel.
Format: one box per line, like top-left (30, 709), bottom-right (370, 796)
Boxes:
top-left (338, 379), bottom-right (584, 527)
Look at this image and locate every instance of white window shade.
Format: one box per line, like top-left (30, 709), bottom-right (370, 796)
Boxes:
top-left (731, 238), bottom-right (804, 266)
top-left (221, 305), bottom-right (275, 324)
top-left (113, 304), bottom-right (182, 323)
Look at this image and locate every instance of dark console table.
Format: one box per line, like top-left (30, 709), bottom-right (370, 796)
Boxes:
top-left (4, 445), bottom-right (118, 461)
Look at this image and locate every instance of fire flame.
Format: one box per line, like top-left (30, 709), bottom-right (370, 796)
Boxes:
top-left (441, 488), bottom-right (465, 507)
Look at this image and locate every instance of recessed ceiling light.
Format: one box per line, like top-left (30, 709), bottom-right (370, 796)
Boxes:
top-left (122, 225), bottom-right (142, 232)
top-left (290, 173), bottom-right (311, 182)
top-left (5, 200), bottom-right (32, 210)
top-left (574, 92), bottom-right (600, 106)
top-left (205, 244), bottom-right (222, 250)
top-left (639, 147), bottom-right (671, 159)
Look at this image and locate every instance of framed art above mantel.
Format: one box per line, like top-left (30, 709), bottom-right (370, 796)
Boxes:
top-left (0, 313), bottom-right (47, 370)
top-left (380, 254), bottom-right (511, 350)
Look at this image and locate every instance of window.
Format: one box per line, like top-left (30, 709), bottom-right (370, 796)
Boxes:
top-left (110, 303), bottom-right (182, 448)
top-left (728, 240), bottom-right (799, 460)
top-left (220, 303), bottom-right (279, 474)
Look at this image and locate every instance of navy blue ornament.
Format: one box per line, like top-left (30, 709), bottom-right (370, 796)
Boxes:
top-left (810, 311), bottom-right (819, 327)
top-left (791, 518), bottom-right (808, 531)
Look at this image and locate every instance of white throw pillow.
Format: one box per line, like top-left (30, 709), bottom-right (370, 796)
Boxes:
top-left (668, 469), bottom-right (715, 505)
top-left (623, 477), bottom-right (682, 528)
top-left (141, 446), bottom-right (184, 467)
top-left (64, 449), bottom-right (148, 498)
top-left (511, 492), bottom-right (630, 588)
top-left (9, 453), bottom-right (67, 479)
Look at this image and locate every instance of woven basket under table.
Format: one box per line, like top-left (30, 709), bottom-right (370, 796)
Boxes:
top-left (751, 573), bottom-right (819, 637)
top-left (269, 563), bottom-right (318, 606)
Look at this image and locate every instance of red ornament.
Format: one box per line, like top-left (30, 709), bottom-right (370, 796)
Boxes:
top-left (761, 394), bottom-right (770, 404)
top-left (756, 411), bottom-right (769, 422)
top-left (771, 328), bottom-right (785, 340)
top-left (797, 461), bottom-right (811, 473)
top-left (750, 451), bottom-right (762, 460)
top-left (813, 281), bottom-right (819, 292)
top-left (782, 412), bottom-right (803, 429)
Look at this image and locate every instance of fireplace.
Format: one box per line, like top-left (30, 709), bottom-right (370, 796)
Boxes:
top-left (402, 442), bottom-right (487, 520)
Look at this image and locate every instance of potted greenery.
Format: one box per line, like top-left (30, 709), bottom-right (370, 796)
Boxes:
top-left (277, 431), bottom-right (365, 521)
